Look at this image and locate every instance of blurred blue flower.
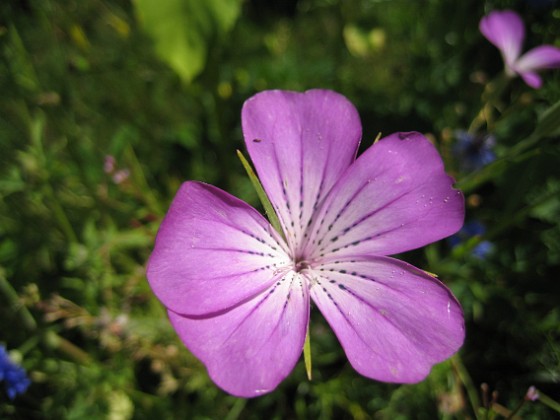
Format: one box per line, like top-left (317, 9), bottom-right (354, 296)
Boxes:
top-left (0, 345), bottom-right (31, 400)
top-left (453, 130), bottom-right (496, 172)
top-left (449, 221), bottom-right (494, 259)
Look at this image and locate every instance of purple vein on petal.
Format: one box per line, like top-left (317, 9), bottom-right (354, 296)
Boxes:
top-left (221, 271), bottom-right (292, 345)
top-left (265, 272), bottom-right (308, 343)
top-left (191, 209), bottom-right (289, 256)
top-left (320, 205), bottom-right (412, 256)
top-left (307, 178), bottom-right (370, 249)
top-left (310, 277), bottom-right (387, 360)
top-left (268, 140), bottom-right (298, 248)
top-left (316, 265), bottom-right (420, 303)
top-left (315, 187), bottom-right (412, 255)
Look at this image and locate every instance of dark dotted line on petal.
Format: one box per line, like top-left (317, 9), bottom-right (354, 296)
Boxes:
top-left (303, 180), bottom-right (326, 245)
top-left (315, 279), bottom-right (348, 316)
top-left (221, 270), bottom-right (290, 345)
top-left (316, 191), bottom-right (411, 255)
top-left (282, 272), bottom-right (296, 310)
top-left (303, 217), bottom-right (313, 239)
top-left (244, 250), bottom-right (279, 258)
top-left (318, 240), bottom-right (361, 258)
top-left (311, 180), bottom-right (371, 246)
top-left (240, 229), bottom-right (280, 253)
top-left (298, 178), bottom-right (305, 232)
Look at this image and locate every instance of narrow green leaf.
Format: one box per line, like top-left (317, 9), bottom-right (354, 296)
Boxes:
top-left (303, 325), bottom-right (312, 380)
top-left (536, 389), bottom-right (560, 414)
top-left (236, 150), bottom-right (285, 240)
top-left (534, 99), bottom-right (560, 138)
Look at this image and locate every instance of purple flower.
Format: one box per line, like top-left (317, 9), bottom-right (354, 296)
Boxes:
top-left (480, 10), bottom-right (560, 89)
top-left (525, 385), bottom-right (540, 401)
top-left (147, 90), bottom-right (465, 397)
top-left (0, 346), bottom-right (31, 400)
top-left (104, 155), bottom-right (116, 174)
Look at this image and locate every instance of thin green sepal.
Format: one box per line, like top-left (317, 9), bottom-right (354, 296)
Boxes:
top-left (237, 150), bottom-right (313, 378)
top-left (303, 324), bottom-right (312, 380)
top-left (236, 150), bottom-right (285, 241)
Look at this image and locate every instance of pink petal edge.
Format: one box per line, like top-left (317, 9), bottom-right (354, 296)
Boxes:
top-left (168, 270), bottom-right (309, 397)
top-left (147, 181), bottom-right (291, 316)
top-left (480, 9), bottom-right (525, 70)
top-left (309, 255), bottom-right (465, 382)
top-left (242, 89), bottom-right (362, 254)
top-left (515, 45), bottom-right (560, 71)
top-left (302, 132), bottom-right (464, 260)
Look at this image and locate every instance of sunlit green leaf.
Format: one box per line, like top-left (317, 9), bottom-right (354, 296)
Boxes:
top-left (134, 0), bottom-right (243, 83)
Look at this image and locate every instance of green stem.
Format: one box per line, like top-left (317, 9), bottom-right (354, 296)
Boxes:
top-left (451, 182), bottom-right (560, 258)
top-left (30, 115), bottom-right (79, 243)
top-left (456, 133), bottom-right (541, 194)
top-left (468, 73), bottom-right (510, 134)
top-left (451, 355), bottom-right (480, 416)
top-left (124, 144), bottom-right (164, 216)
top-left (536, 390), bottom-right (560, 413)
top-left (225, 397), bottom-right (247, 420)
top-left (459, 98), bottom-right (560, 194)
top-left (236, 150), bottom-right (285, 240)
top-left (505, 399), bottom-right (526, 419)
top-left (43, 330), bottom-right (91, 364)
top-left (237, 150), bottom-right (315, 375)
top-left (0, 269), bottom-right (37, 331)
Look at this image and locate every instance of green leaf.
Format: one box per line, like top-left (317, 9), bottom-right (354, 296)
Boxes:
top-left (534, 99), bottom-right (560, 138)
top-left (134, 0), bottom-right (242, 83)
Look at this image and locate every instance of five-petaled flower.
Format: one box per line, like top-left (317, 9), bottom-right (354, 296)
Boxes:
top-left (147, 90), bottom-right (465, 397)
top-left (480, 9), bottom-right (560, 89)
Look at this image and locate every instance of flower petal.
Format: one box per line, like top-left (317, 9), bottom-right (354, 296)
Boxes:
top-left (309, 256), bottom-right (464, 382)
top-left (515, 45), bottom-right (560, 72)
top-left (303, 132), bottom-right (464, 260)
top-left (168, 271), bottom-right (309, 397)
top-left (480, 10), bottom-right (525, 70)
top-left (242, 89), bottom-right (362, 253)
top-left (519, 72), bottom-right (543, 89)
top-left (147, 181), bottom-right (291, 316)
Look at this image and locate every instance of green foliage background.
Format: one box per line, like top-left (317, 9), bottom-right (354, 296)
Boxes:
top-left (1, 0), bottom-right (559, 418)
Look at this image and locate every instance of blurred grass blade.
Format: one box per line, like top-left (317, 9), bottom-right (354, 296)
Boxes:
top-left (536, 389), bottom-right (560, 414)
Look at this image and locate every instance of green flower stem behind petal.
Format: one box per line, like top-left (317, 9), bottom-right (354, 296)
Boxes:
top-left (238, 149), bottom-right (312, 380)
top-left (237, 150), bottom-right (285, 241)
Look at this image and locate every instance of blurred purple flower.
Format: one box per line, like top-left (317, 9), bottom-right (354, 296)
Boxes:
top-left (449, 221), bottom-right (493, 259)
top-left (453, 130), bottom-right (496, 172)
top-left (147, 90), bottom-right (465, 397)
top-left (112, 169), bottom-right (130, 185)
top-left (0, 346), bottom-right (31, 400)
top-left (104, 155), bottom-right (130, 184)
top-left (104, 155), bottom-right (116, 173)
top-left (525, 385), bottom-right (540, 401)
top-left (480, 10), bottom-right (560, 89)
